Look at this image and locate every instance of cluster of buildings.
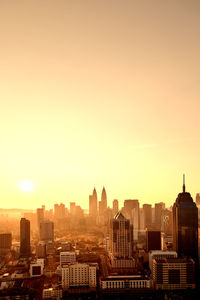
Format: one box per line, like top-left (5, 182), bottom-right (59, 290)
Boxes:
top-left (0, 179), bottom-right (200, 298)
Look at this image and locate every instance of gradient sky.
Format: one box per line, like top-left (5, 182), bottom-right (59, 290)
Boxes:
top-left (0, 0), bottom-right (200, 209)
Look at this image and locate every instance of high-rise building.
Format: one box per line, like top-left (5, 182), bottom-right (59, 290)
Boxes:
top-left (154, 202), bottom-right (165, 229)
top-left (99, 187), bottom-right (107, 215)
top-left (123, 199), bottom-right (140, 241)
top-left (112, 199), bottom-right (119, 216)
top-left (54, 203), bottom-right (66, 220)
top-left (146, 230), bottom-right (161, 252)
top-left (39, 220), bottom-right (54, 243)
top-left (37, 208), bottom-right (44, 231)
top-left (0, 233), bottom-right (12, 254)
top-left (20, 218), bottom-right (31, 257)
top-left (89, 188), bottom-right (98, 218)
top-left (173, 176), bottom-right (198, 264)
top-left (143, 204), bottom-right (152, 229)
top-left (109, 212), bottom-right (135, 269)
top-left (110, 212), bottom-right (133, 258)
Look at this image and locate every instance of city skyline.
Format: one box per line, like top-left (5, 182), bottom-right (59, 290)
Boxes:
top-left (1, 0), bottom-right (200, 209)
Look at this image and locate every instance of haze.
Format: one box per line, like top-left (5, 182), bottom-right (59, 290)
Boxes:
top-left (0, 0), bottom-right (200, 209)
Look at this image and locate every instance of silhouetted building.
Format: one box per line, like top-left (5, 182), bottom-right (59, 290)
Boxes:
top-left (173, 176), bottom-right (198, 265)
top-left (143, 204), bottom-right (152, 229)
top-left (40, 220), bottom-right (54, 243)
top-left (0, 233), bottom-right (12, 254)
top-left (89, 188), bottom-right (98, 218)
top-left (99, 187), bottom-right (107, 216)
top-left (146, 230), bottom-right (161, 252)
top-left (37, 207), bottom-right (44, 232)
top-left (154, 202), bottom-right (165, 229)
top-left (20, 218), bottom-right (31, 257)
top-left (112, 199), bottom-right (119, 216)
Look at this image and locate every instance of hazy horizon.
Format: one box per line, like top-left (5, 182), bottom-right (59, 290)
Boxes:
top-left (1, 0), bottom-right (200, 209)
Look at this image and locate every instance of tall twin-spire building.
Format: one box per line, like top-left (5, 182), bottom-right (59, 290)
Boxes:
top-left (89, 187), bottom-right (107, 218)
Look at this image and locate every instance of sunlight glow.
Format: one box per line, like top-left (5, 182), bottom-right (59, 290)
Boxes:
top-left (19, 180), bottom-right (35, 192)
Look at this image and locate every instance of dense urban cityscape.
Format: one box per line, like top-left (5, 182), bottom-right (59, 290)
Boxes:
top-left (0, 178), bottom-right (200, 299)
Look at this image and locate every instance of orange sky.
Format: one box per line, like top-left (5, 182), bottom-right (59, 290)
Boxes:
top-left (0, 0), bottom-right (200, 209)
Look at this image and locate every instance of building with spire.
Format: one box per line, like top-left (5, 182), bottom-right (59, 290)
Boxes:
top-left (99, 187), bottom-right (107, 216)
top-left (172, 175), bottom-right (198, 265)
top-left (89, 188), bottom-right (98, 218)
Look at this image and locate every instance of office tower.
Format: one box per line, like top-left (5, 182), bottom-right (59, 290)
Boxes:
top-left (39, 220), bottom-right (54, 243)
top-left (161, 209), bottom-right (172, 235)
top-left (109, 212), bottom-right (135, 269)
top-left (37, 207), bottom-right (44, 231)
top-left (20, 218), bottom-right (31, 257)
top-left (143, 204), bottom-right (152, 229)
top-left (196, 193), bottom-right (200, 206)
top-left (70, 202), bottom-right (76, 215)
top-left (153, 258), bottom-right (195, 290)
top-left (173, 176), bottom-right (198, 264)
top-left (54, 203), bottom-right (66, 220)
top-left (154, 202), bottom-right (165, 229)
top-left (123, 199), bottom-right (140, 241)
top-left (0, 233), bottom-right (12, 254)
top-left (36, 241), bottom-right (46, 258)
top-left (112, 199), bottom-right (119, 216)
top-left (99, 187), bottom-right (107, 215)
top-left (110, 212), bottom-right (133, 258)
top-left (89, 188), bottom-right (98, 217)
top-left (146, 230), bottom-right (161, 252)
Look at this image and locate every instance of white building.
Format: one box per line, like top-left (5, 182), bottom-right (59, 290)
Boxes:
top-left (60, 251), bottom-right (76, 266)
top-left (30, 259), bottom-right (44, 277)
top-left (149, 250), bottom-right (177, 272)
top-left (62, 263), bottom-right (96, 289)
top-left (100, 275), bottom-right (151, 289)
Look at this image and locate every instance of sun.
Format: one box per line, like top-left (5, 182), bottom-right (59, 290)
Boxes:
top-left (19, 180), bottom-right (35, 192)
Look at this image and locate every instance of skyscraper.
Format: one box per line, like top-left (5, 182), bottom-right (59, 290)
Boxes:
top-left (109, 212), bottom-right (135, 269)
top-left (40, 220), bottom-right (54, 243)
top-left (99, 187), bottom-right (107, 216)
top-left (112, 199), bottom-right (119, 216)
top-left (173, 176), bottom-right (198, 264)
top-left (143, 204), bottom-right (152, 229)
top-left (89, 188), bottom-right (98, 217)
top-left (110, 212), bottom-right (133, 258)
top-left (20, 218), bottom-right (31, 257)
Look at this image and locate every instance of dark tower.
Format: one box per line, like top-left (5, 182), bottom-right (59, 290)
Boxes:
top-left (20, 218), bottom-right (31, 257)
top-left (173, 175), bottom-right (198, 264)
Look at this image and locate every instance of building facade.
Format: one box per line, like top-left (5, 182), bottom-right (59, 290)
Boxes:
top-left (152, 257), bottom-right (195, 290)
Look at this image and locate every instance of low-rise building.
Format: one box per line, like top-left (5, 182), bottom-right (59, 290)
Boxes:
top-left (100, 275), bottom-right (151, 290)
top-left (62, 263), bottom-right (96, 289)
top-left (60, 251), bottom-right (76, 266)
top-left (152, 257), bottom-right (195, 290)
top-left (149, 250), bottom-right (177, 273)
